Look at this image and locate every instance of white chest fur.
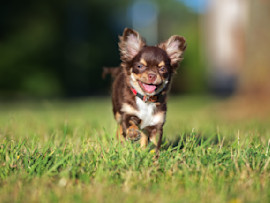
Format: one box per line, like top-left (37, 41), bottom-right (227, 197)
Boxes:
top-left (121, 98), bottom-right (165, 129)
top-left (136, 97), bottom-right (157, 129)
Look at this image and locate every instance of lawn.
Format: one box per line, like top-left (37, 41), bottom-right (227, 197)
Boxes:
top-left (0, 96), bottom-right (270, 203)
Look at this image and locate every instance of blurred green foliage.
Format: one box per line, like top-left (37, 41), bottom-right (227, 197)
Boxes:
top-left (0, 0), bottom-right (205, 99)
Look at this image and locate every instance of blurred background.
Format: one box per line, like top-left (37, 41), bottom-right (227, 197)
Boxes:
top-left (0, 0), bottom-right (269, 100)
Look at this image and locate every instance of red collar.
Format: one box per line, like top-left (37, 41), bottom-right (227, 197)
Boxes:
top-left (130, 87), bottom-right (159, 103)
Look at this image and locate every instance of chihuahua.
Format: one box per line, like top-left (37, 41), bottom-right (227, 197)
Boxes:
top-left (106, 28), bottom-right (186, 152)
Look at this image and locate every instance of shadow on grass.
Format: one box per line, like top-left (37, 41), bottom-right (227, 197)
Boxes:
top-left (161, 133), bottom-right (231, 151)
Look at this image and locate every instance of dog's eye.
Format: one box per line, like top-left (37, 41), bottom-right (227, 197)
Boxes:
top-left (159, 66), bottom-right (167, 73)
top-left (137, 64), bottom-right (143, 69)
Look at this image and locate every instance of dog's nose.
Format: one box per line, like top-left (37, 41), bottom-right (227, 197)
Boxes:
top-left (148, 73), bottom-right (157, 82)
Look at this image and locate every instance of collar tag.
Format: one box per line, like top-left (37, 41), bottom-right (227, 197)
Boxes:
top-left (130, 87), bottom-right (159, 103)
top-left (143, 95), bottom-right (148, 102)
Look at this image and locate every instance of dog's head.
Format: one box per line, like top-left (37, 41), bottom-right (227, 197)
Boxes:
top-left (119, 28), bottom-right (186, 96)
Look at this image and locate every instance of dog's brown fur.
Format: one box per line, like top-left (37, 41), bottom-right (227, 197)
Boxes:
top-left (107, 28), bottom-right (186, 153)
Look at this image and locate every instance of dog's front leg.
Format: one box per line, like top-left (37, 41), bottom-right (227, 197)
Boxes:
top-left (156, 127), bottom-right (163, 154)
top-left (147, 125), bottom-right (163, 154)
top-left (122, 114), bottom-right (141, 141)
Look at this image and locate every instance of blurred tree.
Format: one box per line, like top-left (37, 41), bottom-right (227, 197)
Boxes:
top-left (0, 0), bottom-right (203, 99)
top-left (237, 0), bottom-right (270, 98)
top-left (156, 0), bottom-right (205, 94)
top-left (0, 0), bottom-right (129, 98)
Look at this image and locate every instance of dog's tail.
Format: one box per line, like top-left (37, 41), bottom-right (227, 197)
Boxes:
top-left (102, 66), bottom-right (121, 79)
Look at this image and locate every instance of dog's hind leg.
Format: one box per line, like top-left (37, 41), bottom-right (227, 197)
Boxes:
top-left (140, 131), bottom-right (148, 148)
top-left (115, 112), bottom-right (125, 142)
top-left (116, 124), bottom-right (125, 142)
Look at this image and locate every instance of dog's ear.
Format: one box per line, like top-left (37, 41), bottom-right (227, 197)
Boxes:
top-left (119, 28), bottom-right (145, 62)
top-left (159, 35), bottom-right (186, 67)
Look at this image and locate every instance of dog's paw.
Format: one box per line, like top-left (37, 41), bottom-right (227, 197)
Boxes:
top-left (126, 125), bottom-right (141, 141)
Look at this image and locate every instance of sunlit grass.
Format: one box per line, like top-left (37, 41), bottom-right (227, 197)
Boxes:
top-left (0, 96), bottom-right (270, 202)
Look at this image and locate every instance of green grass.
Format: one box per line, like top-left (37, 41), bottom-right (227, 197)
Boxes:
top-left (1, 96), bottom-right (270, 203)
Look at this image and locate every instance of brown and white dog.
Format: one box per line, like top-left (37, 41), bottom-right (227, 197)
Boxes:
top-left (107, 28), bottom-right (186, 152)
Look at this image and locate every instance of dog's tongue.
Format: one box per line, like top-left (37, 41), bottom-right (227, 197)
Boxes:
top-left (142, 83), bottom-right (156, 93)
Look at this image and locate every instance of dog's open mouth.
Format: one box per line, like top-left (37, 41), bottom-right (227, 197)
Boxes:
top-left (138, 81), bottom-right (158, 93)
